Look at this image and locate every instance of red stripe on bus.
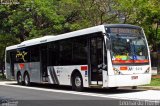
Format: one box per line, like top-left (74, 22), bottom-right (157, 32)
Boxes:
top-left (81, 66), bottom-right (88, 71)
top-left (19, 63), bottom-right (24, 69)
top-left (134, 60), bottom-right (149, 63)
top-left (112, 60), bottom-right (134, 64)
top-left (112, 59), bottom-right (149, 64)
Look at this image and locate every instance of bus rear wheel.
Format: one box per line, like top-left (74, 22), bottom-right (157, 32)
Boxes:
top-left (17, 73), bottom-right (23, 85)
top-left (72, 72), bottom-right (83, 91)
top-left (24, 73), bottom-right (31, 86)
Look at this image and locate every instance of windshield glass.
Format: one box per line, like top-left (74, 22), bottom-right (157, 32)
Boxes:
top-left (110, 34), bottom-right (149, 64)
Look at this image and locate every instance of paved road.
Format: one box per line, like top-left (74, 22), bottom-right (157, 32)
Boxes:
top-left (0, 81), bottom-right (160, 106)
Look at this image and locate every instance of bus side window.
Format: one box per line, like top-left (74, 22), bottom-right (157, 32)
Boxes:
top-left (72, 37), bottom-right (88, 65)
top-left (97, 37), bottom-right (103, 65)
top-left (59, 40), bottom-right (72, 65)
top-left (6, 51), bottom-right (10, 63)
top-left (30, 46), bottom-right (40, 62)
top-left (47, 42), bottom-right (59, 66)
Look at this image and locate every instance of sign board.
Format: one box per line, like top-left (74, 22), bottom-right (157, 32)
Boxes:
top-left (109, 28), bottom-right (142, 35)
top-left (152, 67), bottom-right (158, 75)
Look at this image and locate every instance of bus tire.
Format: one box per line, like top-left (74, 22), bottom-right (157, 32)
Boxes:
top-left (17, 72), bottom-right (23, 85)
top-left (24, 72), bottom-right (31, 86)
top-left (72, 72), bottom-right (83, 91)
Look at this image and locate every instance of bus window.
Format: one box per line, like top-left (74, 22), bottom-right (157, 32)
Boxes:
top-left (72, 37), bottom-right (88, 65)
top-left (59, 39), bottom-right (72, 65)
top-left (30, 46), bottom-right (40, 62)
top-left (47, 42), bottom-right (59, 66)
top-left (6, 51), bottom-right (10, 63)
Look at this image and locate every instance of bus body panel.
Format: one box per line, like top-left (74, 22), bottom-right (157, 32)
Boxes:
top-left (28, 62), bottom-right (41, 83)
top-left (47, 65), bottom-right (89, 87)
top-left (112, 65), bottom-right (150, 75)
top-left (106, 74), bottom-right (151, 87)
top-left (5, 63), bottom-right (13, 80)
top-left (102, 70), bottom-right (108, 87)
top-left (14, 62), bottom-right (41, 83)
top-left (107, 50), bottom-right (115, 76)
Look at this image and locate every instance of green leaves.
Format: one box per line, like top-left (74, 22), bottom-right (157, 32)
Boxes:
top-left (115, 0), bottom-right (160, 51)
top-left (0, 0), bottom-right (160, 65)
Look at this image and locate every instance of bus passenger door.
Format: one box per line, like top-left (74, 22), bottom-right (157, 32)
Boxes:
top-left (90, 36), bottom-right (103, 85)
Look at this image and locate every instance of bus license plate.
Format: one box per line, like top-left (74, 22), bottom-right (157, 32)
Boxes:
top-left (131, 76), bottom-right (138, 80)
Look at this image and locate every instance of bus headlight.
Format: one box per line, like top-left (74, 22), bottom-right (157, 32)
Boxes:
top-left (144, 67), bottom-right (150, 73)
top-left (113, 68), bottom-right (122, 75)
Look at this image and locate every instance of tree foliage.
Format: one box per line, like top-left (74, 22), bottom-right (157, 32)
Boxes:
top-left (115, 0), bottom-right (160, 50)
top-left (0, 0), bottom-right (160, 73)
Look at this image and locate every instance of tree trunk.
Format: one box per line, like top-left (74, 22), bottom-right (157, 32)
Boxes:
top-left (1, 67), bottom-right (4, 77)
top-left (0, 51), bottom-right (5, 77)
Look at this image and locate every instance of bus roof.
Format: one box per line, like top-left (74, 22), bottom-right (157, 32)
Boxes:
top-left (6, 25), bottom-right (106, 50)
top-left (6, 24), bottom-right (141, 51)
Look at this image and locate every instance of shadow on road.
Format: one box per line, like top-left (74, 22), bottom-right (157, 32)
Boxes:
top-left (6, 82), bottom-right (146, 95)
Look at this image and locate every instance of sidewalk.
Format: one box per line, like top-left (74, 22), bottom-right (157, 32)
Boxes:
top-left (138, 86), bottom-right (160, 90)
top-left (152, 75), bottom-right (160, 78)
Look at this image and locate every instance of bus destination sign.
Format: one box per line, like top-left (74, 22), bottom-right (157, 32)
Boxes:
top-left (109, 28), bottom-right (142, 35)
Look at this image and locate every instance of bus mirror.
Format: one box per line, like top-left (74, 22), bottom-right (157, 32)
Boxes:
top-left (102, 64), bottom-right (107, 70)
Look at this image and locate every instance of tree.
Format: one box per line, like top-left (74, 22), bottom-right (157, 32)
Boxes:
top-left (115, 0), bottom-right (160, 50)
top-left (0, 0), bottom-right (160, 76)
top-left (0, 0), bottom-right (65, 75)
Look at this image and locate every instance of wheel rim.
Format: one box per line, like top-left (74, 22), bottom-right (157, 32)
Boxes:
top-left (18, 75), bottom-right (22, 83)
top-left (75, 76), bottom-right (81, 87)
top-left (25, 75), bottom-right (29, 85)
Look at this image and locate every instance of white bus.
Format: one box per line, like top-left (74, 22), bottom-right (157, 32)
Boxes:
top-left (5, 24), bottom-right (151, 91)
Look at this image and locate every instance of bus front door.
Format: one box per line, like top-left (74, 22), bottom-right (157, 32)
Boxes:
top-left (90, 36), bottom-right (103, 85)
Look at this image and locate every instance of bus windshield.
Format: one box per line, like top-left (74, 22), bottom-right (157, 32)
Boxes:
top-left (110, 34), bottom-right (149, 64)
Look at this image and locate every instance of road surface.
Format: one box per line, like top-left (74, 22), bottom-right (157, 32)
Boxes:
top-left (0, 81), bottom-right (160, 106)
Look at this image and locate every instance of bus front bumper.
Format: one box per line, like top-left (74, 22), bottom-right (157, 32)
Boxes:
top-left (105, 74), bottom-right (151, 87)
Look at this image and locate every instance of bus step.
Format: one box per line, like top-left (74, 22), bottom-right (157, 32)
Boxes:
top-left (89, 84), bottom-right (103, 88)
top-left (41, 82), bottom-right (50, 84)
top-left (42, 77), bottom-right (48, 82)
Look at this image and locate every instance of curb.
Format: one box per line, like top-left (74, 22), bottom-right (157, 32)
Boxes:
top-left (137, 86), bottom-right (160, 90)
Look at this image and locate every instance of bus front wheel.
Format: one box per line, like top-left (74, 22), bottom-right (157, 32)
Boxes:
top-left (72, 72), bottom-right (83, 91)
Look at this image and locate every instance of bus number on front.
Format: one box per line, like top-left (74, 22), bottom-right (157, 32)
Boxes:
top-left (135, 67), bottom-right (142, 71)
top-left (128, 67), bottom-right (142, 71)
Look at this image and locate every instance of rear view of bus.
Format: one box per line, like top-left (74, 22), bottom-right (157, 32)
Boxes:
top-left (105, 24), bottom-right (151, 87)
